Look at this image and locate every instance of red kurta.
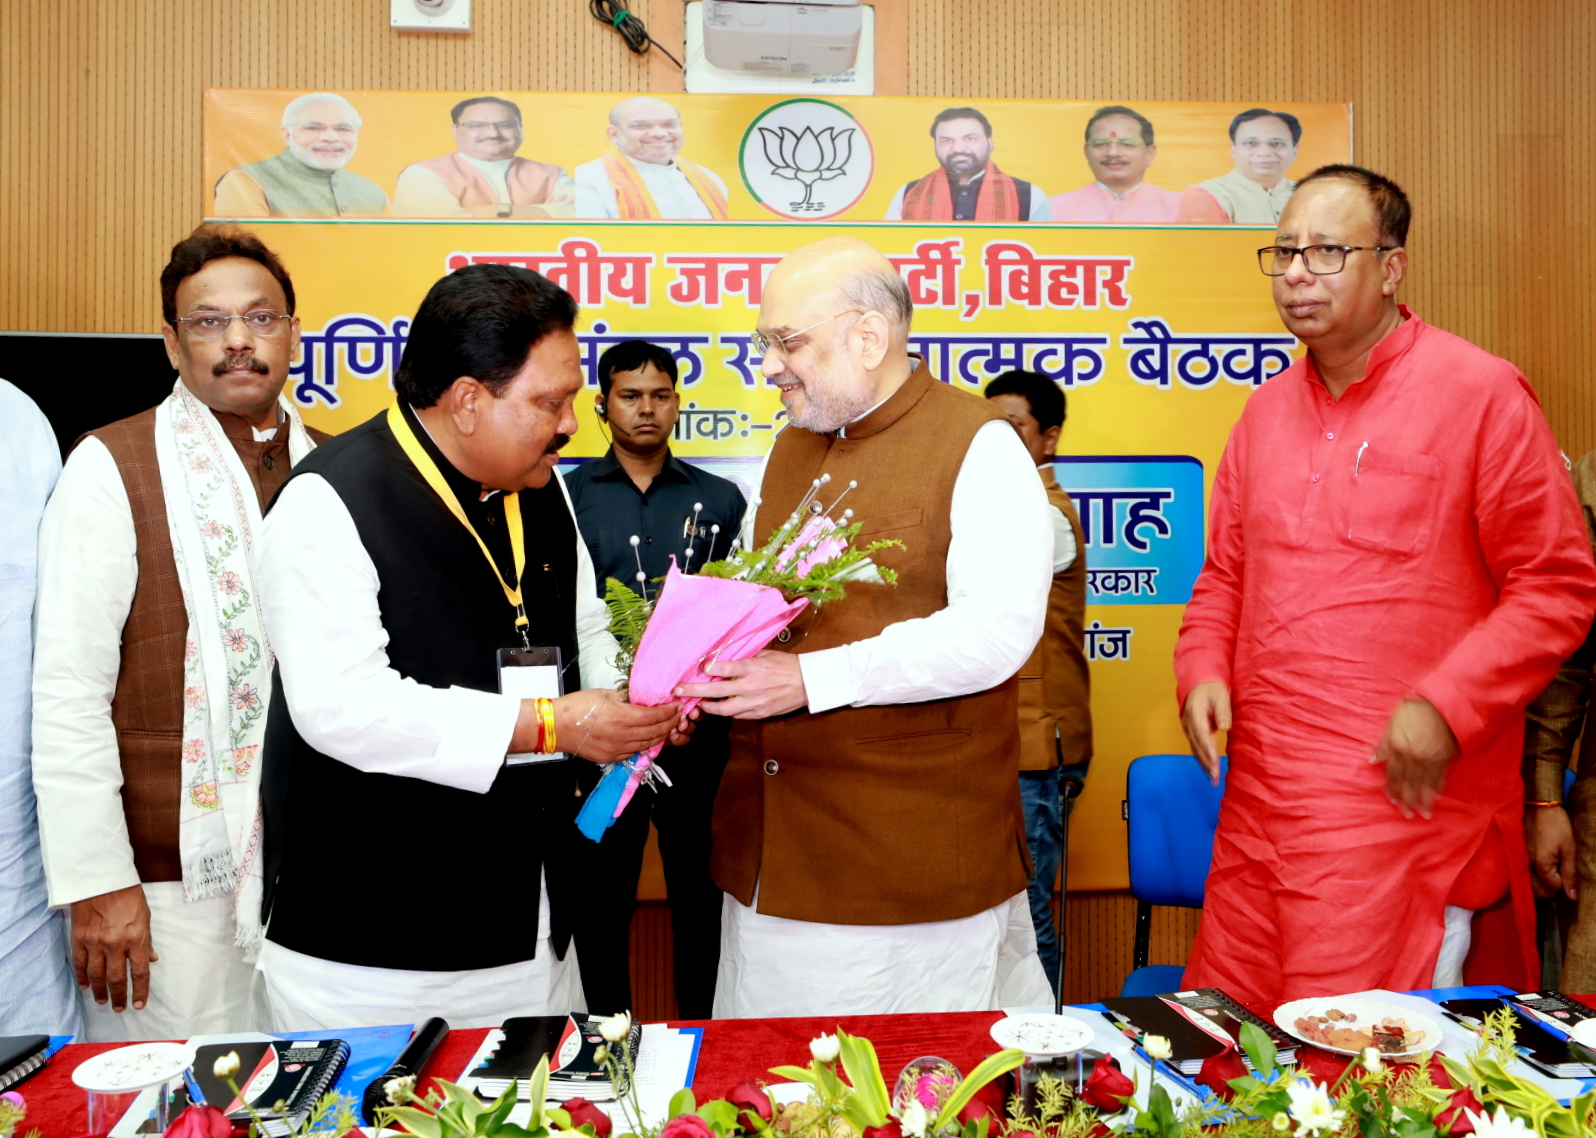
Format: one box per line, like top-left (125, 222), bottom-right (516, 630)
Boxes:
top-left (1174, 307), bottom-right (1596, 1002)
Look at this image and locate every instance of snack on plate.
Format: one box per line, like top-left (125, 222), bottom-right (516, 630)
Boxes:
top-left (1292, 1009), bottom-right (1424, 1053)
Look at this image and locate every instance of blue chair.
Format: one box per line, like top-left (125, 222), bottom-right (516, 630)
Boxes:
top-left (1120, 753), bottom-right (1227, 997)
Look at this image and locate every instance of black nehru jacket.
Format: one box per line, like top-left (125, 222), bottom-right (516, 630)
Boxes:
top-left (260, 403), bottom-right (582, 971)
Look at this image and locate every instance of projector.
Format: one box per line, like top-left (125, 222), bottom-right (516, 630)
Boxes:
top-left (390, 0), bottom-right (471, 33)
top-left (700, 0), bottom-right (864, 75)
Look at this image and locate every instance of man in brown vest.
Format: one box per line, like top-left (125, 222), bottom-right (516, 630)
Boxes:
top-left (32, 225), bottom-right (328, 1039)
top-left (393, 96), bottom-right (577, 219)
top-left (677, 237), bottom-right (1056, 1016)
top-left (985, 370), bottom-right (1093, 996)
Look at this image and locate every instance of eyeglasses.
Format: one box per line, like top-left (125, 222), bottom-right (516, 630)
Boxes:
top-left (750, 310), bottom-right (865, 357)
top-left (174, 310), bottom-right (292, 339)
top-left (457, 119), bottom-right (519, 132)
top-left (1257, 245), bottom-right (1395, 276)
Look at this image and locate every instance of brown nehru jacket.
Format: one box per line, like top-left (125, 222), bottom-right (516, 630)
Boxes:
top-left (84, 407), bottom-right (326, 883)
top-left (712, 365), bottom-right (1031, 926)
top-left (1015, 466), bottom-right (1092, 771)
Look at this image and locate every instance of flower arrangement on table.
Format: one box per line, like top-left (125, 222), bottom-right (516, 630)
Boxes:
top-left (134, 1008), bottom-right (1595, 1138)
top-left (576, 476), bottom-right (901, 841)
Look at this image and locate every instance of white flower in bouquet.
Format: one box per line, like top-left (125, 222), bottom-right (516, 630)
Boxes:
top-left (1465, 1107), bottom-right (1538, 1137)
top-left (1360, 1047), bottom-right (1383, 1073)
top-left (213, 1051), bottom-right (241, 1080)
top-left (1270, 1112), bottom-right (1290, 1131)
top-left (599, 1012), bottom-right (633, 1043)
top-left (1143, 1034), bottom-right (1172, 1061)
top-left (384, 1074), bottom-right (416, 1105)
top-left (898, 1099), bottom-right (929, 1138)
top-left (1284, 1079), bottom-right (1346, 1135)
top-left (809, 1033), bottom-right (840, 1064)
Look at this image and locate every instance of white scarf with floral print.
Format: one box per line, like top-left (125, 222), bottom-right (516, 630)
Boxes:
top-left (154, 381), bottom-right (313, 956)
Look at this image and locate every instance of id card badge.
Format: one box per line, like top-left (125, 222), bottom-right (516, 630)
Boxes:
top-left (499, 646), bottom-right (565, 765)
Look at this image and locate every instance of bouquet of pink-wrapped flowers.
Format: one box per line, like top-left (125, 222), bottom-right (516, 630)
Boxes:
top-left (576, 474), bottom-right (901, 841)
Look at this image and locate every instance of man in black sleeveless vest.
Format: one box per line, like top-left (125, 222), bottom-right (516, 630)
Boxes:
top-left (254, 264), bottom-right (687, 1029)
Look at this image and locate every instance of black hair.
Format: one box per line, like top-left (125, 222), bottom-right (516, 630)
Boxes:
top-left (1229, 108), bottom-right (1302, 144)
top-left (984, 370), bottom-right (1066, 432)
top-left (1295, 164), bottom-right (1413, 247)
top-left (161, 224), bottom-right (294, 326)
top-left (930, 106), bottom-right (993, 138)
top-left (394, 263), bottom-right (578, 409)
top-left (450, 96), bottom-right (522, 125)
top-left (598, 340), bottom-right (679, 396)
top-left (1084, 105), bottom-right (1155, 146)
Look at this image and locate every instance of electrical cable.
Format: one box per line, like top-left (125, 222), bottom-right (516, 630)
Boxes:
top-left (588, 0), bottom-right (683, 69)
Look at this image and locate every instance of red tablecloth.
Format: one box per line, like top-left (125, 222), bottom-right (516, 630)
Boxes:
top-left (20, 998), bottom-right (1596, 1136)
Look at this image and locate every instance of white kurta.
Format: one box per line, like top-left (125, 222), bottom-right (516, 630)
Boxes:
top-left (717, 415), bottom-right (1056, 1017)
top-left (573, 156), bottom-right (729, 220)
top-left (253, 467), bottom-right (623, 1022)
top-left (0, 379), bottom-right (79, 1037)
top-left (32, 424), bottom-right (282, 1039)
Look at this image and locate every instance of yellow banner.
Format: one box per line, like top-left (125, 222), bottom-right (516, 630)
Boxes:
top-left (251, 218), bottom-right (1299, 890)
top-left (206, 88), bottom-right (1351, 891)
top-left (203, 90), bottom-right (1350, 225)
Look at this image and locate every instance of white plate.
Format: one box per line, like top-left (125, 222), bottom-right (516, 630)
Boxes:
top-left (989, 1014), bottom-right (1094, 1059)
top-left (766, 1082), bottom-right (812, 1108)
top-left (1273, 997), bottom-right (1441, 1058)
top-left (70, 1042), bottom-right (194, 1093)
top-left (1570, 1019), bottom-right (1596, 1048)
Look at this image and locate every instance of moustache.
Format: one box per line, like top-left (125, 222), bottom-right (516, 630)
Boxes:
top-left (213, 355), bottom-right (269, 376)
top-left (544, 433), bottom-right (571, 454)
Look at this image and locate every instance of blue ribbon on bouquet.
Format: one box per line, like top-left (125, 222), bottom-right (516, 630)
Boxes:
top-left (575, 756), bottom-right (638, 841)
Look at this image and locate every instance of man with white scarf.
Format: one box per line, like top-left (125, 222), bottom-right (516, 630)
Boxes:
top-left (32, 225), bottom-right (326, 1039)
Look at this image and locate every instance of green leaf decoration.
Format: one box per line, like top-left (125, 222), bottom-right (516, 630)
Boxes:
top-left (1238, 1021), bottom-right (1280, 1078)
top-left (836, 1030), bottom-right (890, 1128)
top-left (932, 1049), bottom-right (1024, 1133)
top-left (669, 1087), bottom-right (699, 1120)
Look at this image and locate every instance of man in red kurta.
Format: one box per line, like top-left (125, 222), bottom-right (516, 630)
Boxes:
top-left (1175, 165), bottom-right (1596, 1002)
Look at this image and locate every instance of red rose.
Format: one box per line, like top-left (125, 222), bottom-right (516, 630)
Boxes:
top-left (662, 1112), bottom-right (717, 1138)
top-left (727, 1081), bottom-right (775, 1125)
top-left (1195, 1046), bottom-right (1249, 1101)
top-left (1434, 1086), bottom-right (1483, 1135)
top-left (1079, 1054), bottom-right (1136, 1113)
top-left (162, 1105), bottom-right (233, 1138)
top-left (1086, 1124), bottom-right (1115, 1138)
top-left (957, 1097), bottom-right (998, 1127)
top-left (563, 1097), bottom-right (614, 1138)
top-left (862, 1121), bottom-right (904, 1138)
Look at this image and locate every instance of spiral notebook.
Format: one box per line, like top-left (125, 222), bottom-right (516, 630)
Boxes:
top-left (189, 1039), bottom-right (350, 1136)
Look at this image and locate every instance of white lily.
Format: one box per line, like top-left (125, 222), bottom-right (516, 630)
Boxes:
top-left (1143, 1034), bottom-right (1172, 1061)
top-left (1360, 1047), bottom-right (1383, 1073)
top-left (809, 1033), bottom-right (840, 1064)
top-left (1283, 1078), bottom-right (1346, 1135)
top-left (1464, 1107), bottom-right (1538, 1137)
top-left (598, 1012), bottom-right (632, 1043)
top-left (898, 1099), bottom-right (928, 1138)
top-left (213, 1051), bottom-right (241, 1080)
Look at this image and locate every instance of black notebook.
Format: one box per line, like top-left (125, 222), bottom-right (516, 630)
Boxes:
top-left (1101, 989), bottom-right (1298, 1075)
top-left (1441, 997), bottom-right (1594, 1080)
top-left (189, 1039), bottom-right (350, 1137)
top-left (0, 1036), bottom-right (50, 1093)
top-left (471, 1015), bottom-right (642, 1101)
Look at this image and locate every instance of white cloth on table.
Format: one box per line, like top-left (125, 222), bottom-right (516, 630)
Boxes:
top-left (713, 887), bottom-right (1050, 1018)
top-left (574, 156), bottom-right (728, 220)
top-left (78, 880), bottom-right (253, 1041)
top-left (740, 416), bottom-right (1054, 714)
top-left (255, 875), bottom-right (582, 1030)
top-left (255, 471), bottom-right (623, 790)
top-left (0, 378), bottom-right (78, 1036)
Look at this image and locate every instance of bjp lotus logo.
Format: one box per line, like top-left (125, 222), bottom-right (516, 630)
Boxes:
top-left (740, 99), bottom-right (874, 222)
top-left (758, 125), bottom-right (856, 212)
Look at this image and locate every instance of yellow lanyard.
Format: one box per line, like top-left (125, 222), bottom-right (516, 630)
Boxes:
top-left (387, 405), bottom-right (530, 634)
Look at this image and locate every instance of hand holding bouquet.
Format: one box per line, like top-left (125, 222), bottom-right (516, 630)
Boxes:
top-left (576, 475), bottom-right (900, 841)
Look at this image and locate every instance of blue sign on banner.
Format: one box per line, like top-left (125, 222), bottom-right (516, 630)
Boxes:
top-left (1057, 456), bottom-right (1205, 606)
